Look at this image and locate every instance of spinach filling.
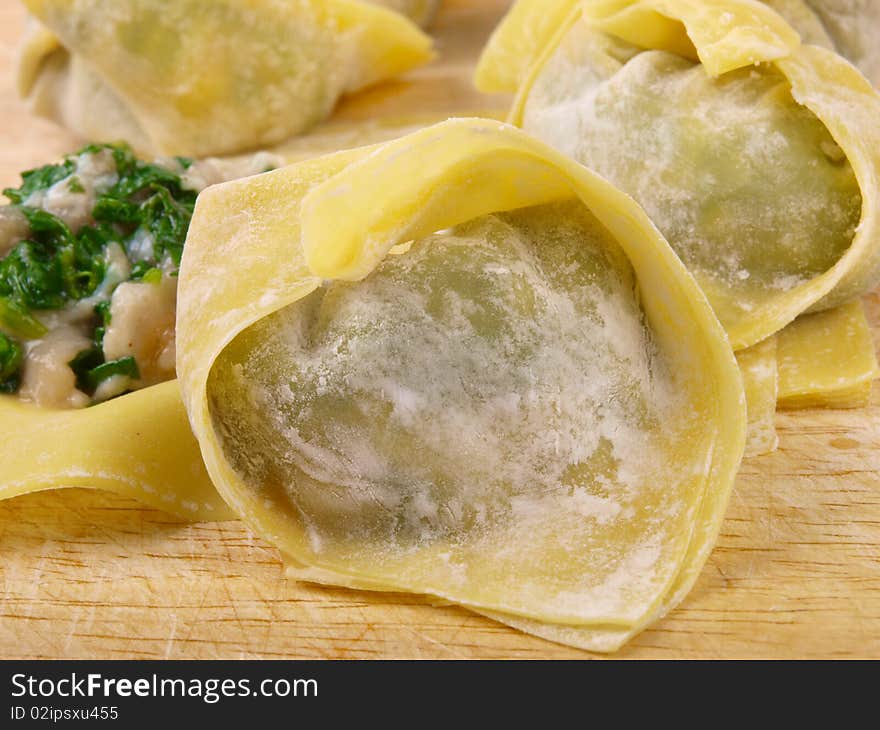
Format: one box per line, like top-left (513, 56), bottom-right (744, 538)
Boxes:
top-left (0, 143), bottom-right (196, 399)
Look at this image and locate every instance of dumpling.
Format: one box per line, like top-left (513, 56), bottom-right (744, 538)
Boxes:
top-left (763, 0), bottom-right (880, 86)
top-left (176, 118), bottom-right (746, 652)
top-left (477, 0), bottom-right (880, 353)
top-left (476, 0), bottom-right (880, 91)
top-left (375, 0), bottom-right (440, 27)
top-left (17, 0), bottom-right (434, 157)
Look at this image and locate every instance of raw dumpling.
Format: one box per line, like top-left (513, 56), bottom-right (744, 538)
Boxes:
top-left (477, 0), bottom-right (880, 351)
top-left (374, 0), bottom-right (440, 27)
top-left (17, 0), bottom-right (434, 157)
top-left (176, 118), bottom-right (746, 652)
top-left (763, 0), bottom-right (880, 86)
top-left (477, 0), bottom-right (880, 91)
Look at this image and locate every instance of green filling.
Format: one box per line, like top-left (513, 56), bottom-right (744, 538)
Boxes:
top-left (0, 297), bottom-right (47, 340)
top-left (0, 332), bottom-right (23, 393)
top-left (0, 143), bottom-right (196, 402)
top-left (69, 349), bottom-right (140, 396)
top-left (3, 159), bottom-right (77, 206)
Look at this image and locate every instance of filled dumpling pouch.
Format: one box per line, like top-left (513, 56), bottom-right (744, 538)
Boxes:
top-left (477, 0), bottom-right (880, 351)
top-left (176, 119), bottom-right (746, 651)
top-left (762, 0), bottom-right (880, 87)
top-left (378, 0), bottom-right (440, 27)
top-left (17, 0), bottom-right (433, 157)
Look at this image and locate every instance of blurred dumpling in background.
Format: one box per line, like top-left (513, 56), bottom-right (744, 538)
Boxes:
top-left (477, 0), bottom-right (880, 352)
top-left (17, 0), bottom-right (435, 157)
top-left (764, 0), bottom-right (880, 86)
top-left (476, 0), bottom-right (880, 458)
top-left (374, 0), bottom-right (440, 27)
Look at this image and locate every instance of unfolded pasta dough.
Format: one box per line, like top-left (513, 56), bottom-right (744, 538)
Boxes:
top-left (730, 298), bottom-right (877, 458)
top-left (175, 119), bottom-right (746, 651)
top-left (777, 298), bottom-right (879, 409)
top-left (0, 381), bottom-right (232, 520)
top-left (17, 0), bottom-right (434, 157)
top-left (477, 0), bottom-right (880, 352)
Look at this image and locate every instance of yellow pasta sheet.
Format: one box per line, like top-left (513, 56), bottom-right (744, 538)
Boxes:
top-left (777, 299), bottom-right (879, 409)
top-left (762, 0), bottom-right (880, 86)
top-left (737, 337), bottom-right (780, 458)
top-left (0, 381), bottom-right (232, 521)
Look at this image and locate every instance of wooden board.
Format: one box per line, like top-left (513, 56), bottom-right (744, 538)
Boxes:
top-left (1, 0), bottom-right (879, 660)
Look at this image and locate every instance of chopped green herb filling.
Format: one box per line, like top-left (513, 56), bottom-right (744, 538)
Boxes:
top-left (69, 348), bottom-right (139, 395)
top-left (0, 332), bottom-right (23, 393)
top-left (0, 142), bottom-right (196, 403)
top-left (3, 158), bottom-right (77, 205)
top-left (0, 297), bottom-right (48, 339)
top-left (85, 356), bottom-right (140, 392)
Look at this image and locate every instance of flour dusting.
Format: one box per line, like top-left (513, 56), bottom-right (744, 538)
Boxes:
top-left (522, 22), bottom-right (861, 334)
top-left (209, 201), bottom-right (702, 623)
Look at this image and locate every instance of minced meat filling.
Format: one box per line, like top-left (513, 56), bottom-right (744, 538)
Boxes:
top-left (0, 144), bottom-right (280, 408)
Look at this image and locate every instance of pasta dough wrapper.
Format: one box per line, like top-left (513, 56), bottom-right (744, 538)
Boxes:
top-left (763, 0), bottom-right (880, 86)
top-left (713, 299), bottom-right (877, 466)
top-left (271, 112), bottom-right (496, 165)
top-left (479, 0), bottom-right (880, 351)
top-left (737, 337), bottom-right (780, 457)
top-left (777, 299), bottom-right (879, 409)
top-left (0, 381), bottom-right (233, 521)
top-left (17, 0), bottom-right (433, 157)
top-left (707, 298), bottom-right (877, 459)
top-left (485, 334), bottom-right (777, 649)
top-left (478, 0), bottom-right (880, 92)
top-left (475, 0), bottom-right (583, 93)
top-left (476, 0), bottom-right (800, 91)
top-left (176, 119), bottom-right (745, 648)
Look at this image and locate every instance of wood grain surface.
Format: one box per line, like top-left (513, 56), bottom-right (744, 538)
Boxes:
top-left (1, 0), bottom-right (879, 660)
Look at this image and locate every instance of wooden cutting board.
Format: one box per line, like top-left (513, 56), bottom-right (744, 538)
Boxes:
top-left (1, 0), bottom-right (878, 660)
